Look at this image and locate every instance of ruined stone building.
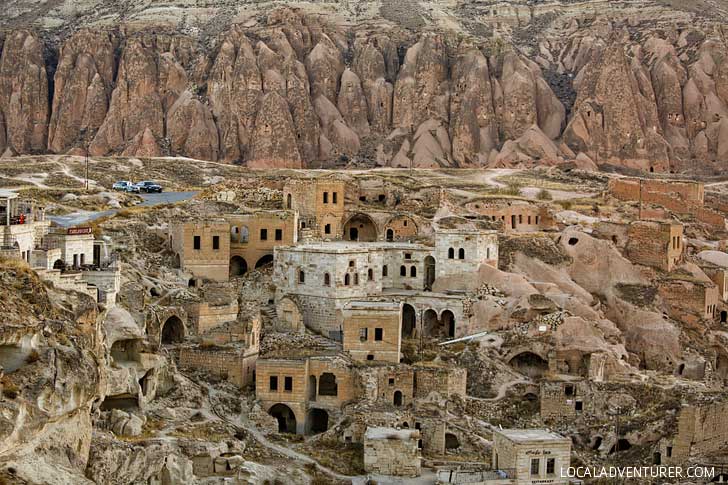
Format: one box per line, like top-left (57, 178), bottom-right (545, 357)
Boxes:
top-left (169, 220), bottom-right (231, 281)
top-left (658, 401), bottom-right (728, 466)
top-left (283, 179), bottom-right (346, 238)
top-left (625, 220), bottom-right (684, 272)
top-left (492, 429), bottom-right (572, 485)
top-left (363, 426), bottom-right (421, 477)
top-left (227, 210), bottom-right (299, 276)
top-left (466, 199), bottom-right (556, 233)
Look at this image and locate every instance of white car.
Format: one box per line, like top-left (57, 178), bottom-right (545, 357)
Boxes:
top-left (112, 181), bottom-right (132, 191)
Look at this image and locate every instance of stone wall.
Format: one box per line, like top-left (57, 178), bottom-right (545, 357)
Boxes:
top-left (540, 380), bottom-right (589, 421)
top-left (434, 229), bottom-right (499, 286)
top-left (466, 201), bottom-right (555, 233)
top-left (188, 301), bottom-right (239, 334)
top-left (662, 401), bottom-right (728, 465)
top-left (283, 179), bottom-right (346, 238)
top-left (364, 427), bottom-right (421, 477)
top-left (179, 347), bottom-right (257, 388)
top-left (658, 277), bottom-right (719, 325)
top-left (414, 366), bottom-right (467, 399)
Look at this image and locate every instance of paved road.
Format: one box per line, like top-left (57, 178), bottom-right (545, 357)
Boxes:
top-left (49, 191), bottom-right (197, 227)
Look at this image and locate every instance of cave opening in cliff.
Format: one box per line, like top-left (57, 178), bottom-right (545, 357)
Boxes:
top-left (100, 394), bottom-right (139, 411)
top-left (269, 403), bottom-right (297, 434)
top-left (161, 316), bottom-right (184, 345)
top-left (508, 352), bottom-right (548, 379)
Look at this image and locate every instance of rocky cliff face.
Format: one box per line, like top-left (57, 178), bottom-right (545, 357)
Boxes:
top-left (1, 1), bottom-right (728, 172)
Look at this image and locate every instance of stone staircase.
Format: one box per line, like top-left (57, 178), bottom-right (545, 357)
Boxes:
top-left (260, 302), bottom-right (278, 326)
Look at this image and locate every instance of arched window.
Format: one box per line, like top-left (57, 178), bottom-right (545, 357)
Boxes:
top-left (324, 273), bottom-right (331, 286)
top-left (298, 270), bottom-right (305, 284)
top-left (400, 265), bottom-right (407, 276)
top-left (240, 226), bottom-right (249, 243)
top-left (448, 248), bottom-right (455, 259)
top-left (286, 193), bottom-right (292, 209)
top-left (410, 266), bottom-right (417, 277)
top-left (382, 265), bottom-right (388, 277)
top-left (458, 248), bottom-right (465, 259)
top-left (344, 274), bottom-right (350, 286)
top-left (368, 268), bottom-right (373, 281)
top-left (230, 226), bottom-right (239, 242)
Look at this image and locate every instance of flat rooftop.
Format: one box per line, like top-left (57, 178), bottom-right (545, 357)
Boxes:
top-left (0, 189), bottom-right (19, 200)
top-left (496, 429), bottom-right (568, 443)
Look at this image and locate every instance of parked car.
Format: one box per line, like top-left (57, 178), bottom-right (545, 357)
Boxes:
top-left (126, 184), bottom-right (141, 193)
top-left (112, 181), bottom-right (133, 191)
top-left (135, 181), bottom-right (163, 193)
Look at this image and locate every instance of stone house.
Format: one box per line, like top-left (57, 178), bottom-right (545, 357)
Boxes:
top-left (169, 220), bottom-right (231, 281)
top-left (492, 429), bottom-right (572, 484)
top-left (0, 190), bottom-right (49, 263)
top-left (658, 275), bottom-right (720, 325)
top-left (413, 364), bottom-right (467, 400)
top-left (363, 426), bottom-right (421, 477)
top-left (343, 300), bottom-right (402, 363)
top-left (255, 354), bottom-right (357, 434)
top-left (283, 178), bottom-right (346, 238)
top-left (227, 210), bottom-right (298, 276)
top-left (625, 220), bottom-right (683, 272)
top-left (433, 228), bottom-right (499, 285)
top-left (540, 378), bottom-right (589, 421)
top-left (466, 200), bottom-right (555, 233)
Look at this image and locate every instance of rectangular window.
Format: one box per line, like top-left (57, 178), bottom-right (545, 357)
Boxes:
top-left (530, 458), bottom-right (540, 476)
top-left (666, 446), bottom-right (672, 457)
top-left (260, 229), bottom-right (268, 241)
top-left (375, 328), bottom-right (383, 341)
top-left (212, 235), bottom-right (220, 250)
top-left (284, 376), bottom-right (293, 391)
top-left (575, 401), bottom-right (583, 412)
top-left (193, 235), bottom-right (201, 250)
top-left (359, 328), bottom-right (368, 342)
top-left (323, 192), bottom-right (329, 203)
top-left (275, 229), bottom-right (283, 241)
top-left (404, 253), bottom-right (412, 260)
top-left (269, 376), bottom-right (278, 391)
top-left (333, 192), bottom-right (338, 203)
top-left (388, 378), bottom-right (395, 385)
top-left (546, 458), bottom-right (555, 475)
top-left (325, 224), bottom-right (331, 234)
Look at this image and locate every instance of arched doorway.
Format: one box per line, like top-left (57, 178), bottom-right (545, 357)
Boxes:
top-left (255, 254), bottom-right (274, 269)
top-left (441, 310), bottom-right (455, 338)
top-left (307, 409), bottom-right (329, 434)
top-left (53, 259), bottom-right (64, 270)
top-left (230, 256), bottom-right (248, 277)
top-left (424, 256), bottom-right (436, 290)
top-left (386, 228), bottom-right (394, 241)
top-left (445, 433), bottom-right (460, 449)
top-left (393, 390), bottom-right (403, 406)
top-left (402, 304), bottom-right (416, 338)
top-left (508, 352), bottom-right (548, 378)
top-left (318, 373), bottom-right (338, 396)
top-left (422, 309), bottom-right (439, 337)
top-left (269, 403), bottom-right (297, 433)
top-left (344, 213), bottom-right (378, 242)
top-left (161, 316), bottom-right (184, 344)
top-left (279, 298), bottom-right (303, 332)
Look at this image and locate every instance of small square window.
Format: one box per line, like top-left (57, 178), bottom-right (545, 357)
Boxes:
top-left (269, 376), bottom-right (278, 391)
top-left (375, 328), bottom-right (383, 341)
top-left (404, 253), bottom-right (412, 260)
top-left (284, 376), bottom-right (293, 391)
top-left (367, 354), bottom-right (374, 361)
top-left (388, 378), bottom-right (395, 385)
top-left (575, 401), bottom-right (583, 412)
top-left (260, 229), bottom-right (268, 241)
top-left (275, 229), bottom-right (283, 241)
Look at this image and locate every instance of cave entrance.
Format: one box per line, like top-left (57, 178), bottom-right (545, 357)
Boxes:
top-left (269, 403), bottom-right (297, 434)
top-left (508, 352), bottom-right (548, 379)
top-left (307, 408), bottom-right (329, 434)
top-left (100, 395), bottom-right (139, 411)
top-left (161, 316), bottom-right (184, 345)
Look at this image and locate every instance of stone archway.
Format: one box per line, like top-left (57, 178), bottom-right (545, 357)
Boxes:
top-left (279, 298), bottom-right (303, 332)
top-left (422, 309), bottom-right (439, 337)
top-left (441, 310), bottom-right (455, 338)
top-left (344, 213), bottom-right (378, 242)
top-left (269, 403), bottom-right (297, 434)
top-left (255, 254), bottom-right (274, 268)
top-left (161, 316), bottom-right (184, 345)
top-left (307, 408), bottom-right (329, 434)
top-left (394, 390), bottom-right (403, 406)
top-left (402, 304), bottom-right (416, 338)
top-left (53, 259), bottom-right (65, 270)
top-left (230, 256), bottom-right (248, 277)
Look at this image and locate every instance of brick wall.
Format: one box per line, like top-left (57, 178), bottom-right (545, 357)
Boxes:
top-left (364, 428), bottom-right (421, 477)
top-left (343, 303), bottom-right (402, 363)
top-left (663, 402), bottom-right (728, 465)
top-left (625, 221), bottom-right (683, 271)
top-left (179, 347), bottom-right (257, 387)
top-left (414, 366), bottom-right (467, 399)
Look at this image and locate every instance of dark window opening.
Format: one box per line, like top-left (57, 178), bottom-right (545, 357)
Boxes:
top-left (193, 236), bottom-right (201, 250)
top-left (212, 235), bottom-right (220, 250)
top-left (318, 373), bottom-right (338, 396)
top-left (270, 376), bottom-right (278, 391)
top-left (275, 229), bottom-right (283, 241)
top-left (260, 229), bottom-right (268, 241)
top-left (375, 328), bottom-right (383, 341)
top-left (284, 376), bottom-right (293, 392)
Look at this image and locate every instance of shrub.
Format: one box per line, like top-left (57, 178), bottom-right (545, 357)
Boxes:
top-left (536, 188), bottom-right (552, 200)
